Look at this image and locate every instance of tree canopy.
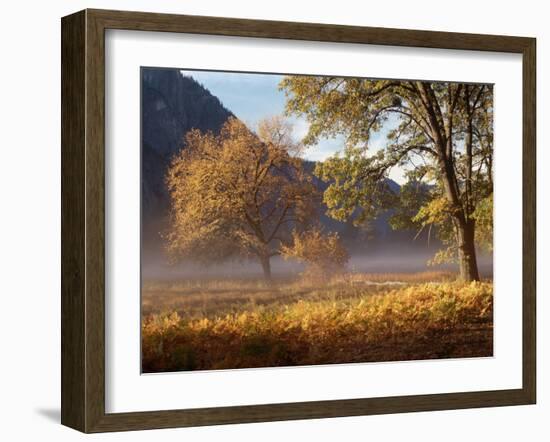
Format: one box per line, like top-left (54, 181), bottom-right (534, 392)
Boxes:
top-left (165, 117), bottom-right (318, 280)
top-left (281, 77), bottom-right (493, 281)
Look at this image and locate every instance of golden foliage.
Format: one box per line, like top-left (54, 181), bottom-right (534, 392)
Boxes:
top-left (142, 280), bottom-right (493, 372)
top-left (412, 197), bottom-right (454, 225)
top-left (473, 194), bottom-right (493, 251)
top-left (141, 271), bottom-right (456, 320)
top-left (164, 117), bottom-right (318, 268)
top-left (280, 228), bottom-right (349, 278)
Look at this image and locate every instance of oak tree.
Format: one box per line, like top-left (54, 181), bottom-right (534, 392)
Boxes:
top-left (281, 77), bottom-right (493, 281)
top-left (165, 117), bottom-right (318, 280)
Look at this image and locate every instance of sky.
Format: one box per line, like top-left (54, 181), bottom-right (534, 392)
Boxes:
top-left (181, 70), bottom-right (405, 183)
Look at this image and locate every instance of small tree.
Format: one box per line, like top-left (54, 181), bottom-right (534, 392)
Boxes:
top-left (165, 117), bottom-right (318, 280)
top-left (281, 228), bottom-right (349, 279)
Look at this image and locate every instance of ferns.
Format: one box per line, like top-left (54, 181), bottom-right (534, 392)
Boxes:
top-left (142, 279), bottom-right (493, 372)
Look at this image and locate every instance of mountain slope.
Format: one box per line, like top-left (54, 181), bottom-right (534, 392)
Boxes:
top-left (141, 68), bottom-right (234, 244)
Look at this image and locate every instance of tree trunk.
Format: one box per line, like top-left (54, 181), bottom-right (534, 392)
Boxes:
top-left (437, 149), bottom-right (480, 282)
top-left (259, 254), bottom-right (272, 281)
top-left (456, 219), bottom-right (480, 282)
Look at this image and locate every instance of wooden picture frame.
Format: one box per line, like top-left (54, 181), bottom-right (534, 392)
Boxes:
top-left (61, 8), bottom-right (536, 433)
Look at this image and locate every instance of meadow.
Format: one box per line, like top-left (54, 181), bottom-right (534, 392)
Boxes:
top-left (141, 271), bottom-right (493, 372)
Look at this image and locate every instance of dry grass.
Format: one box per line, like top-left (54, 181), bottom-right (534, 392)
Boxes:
top-left (142, 273), bottom-right (493, 372)
top-left (141, 270), bottom-right (456, 320)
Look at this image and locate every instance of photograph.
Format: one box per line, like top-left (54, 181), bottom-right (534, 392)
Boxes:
top-left (140, 68), bottom-right (494, 373)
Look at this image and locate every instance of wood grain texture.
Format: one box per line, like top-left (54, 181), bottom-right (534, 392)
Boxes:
top-left (60, 8), bottom-right (537, 433)
top-left (84, 9), bottom-right (107, 432)
top-left (522, 38), bottom-right (537, 403)
top-left (90, 8), bottom-right (532, 53)
top-left (61, 10), bottom-right (86, 432)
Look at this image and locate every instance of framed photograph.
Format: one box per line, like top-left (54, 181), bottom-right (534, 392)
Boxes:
top-left (61, 9), bottom-right (536, 433)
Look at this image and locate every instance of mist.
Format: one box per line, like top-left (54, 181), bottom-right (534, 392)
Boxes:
top-left (142, 246), bottom-right (493, 281)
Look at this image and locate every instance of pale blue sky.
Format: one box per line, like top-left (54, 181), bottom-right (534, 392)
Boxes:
top-left (181, 70), bottom-right (405, 183)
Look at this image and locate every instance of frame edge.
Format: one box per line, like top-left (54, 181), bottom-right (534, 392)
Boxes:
top-left (61, 9), bottom-right (87, 433)
top-left (522, 37), bottom-right (536, 405)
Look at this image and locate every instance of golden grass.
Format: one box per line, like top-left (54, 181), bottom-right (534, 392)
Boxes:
top-left (142, 277), bottom-right (493, 372)
top-left (141, 270), bottom-right (457, 320)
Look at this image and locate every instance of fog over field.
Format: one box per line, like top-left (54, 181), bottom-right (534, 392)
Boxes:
top-left (142, 249), bottom-right (493, 281)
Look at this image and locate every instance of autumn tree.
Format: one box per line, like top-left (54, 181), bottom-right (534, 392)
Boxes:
top-left (165, 117), bottom-right (318, 280)
top-left (281, 77), bottom-right (493, 281)
top-left (281, 228), bottom-right (349, 279)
